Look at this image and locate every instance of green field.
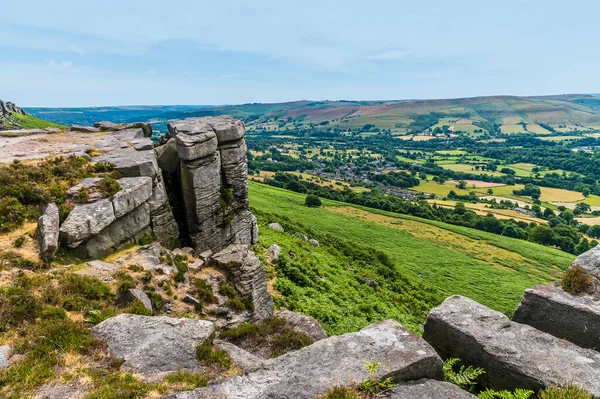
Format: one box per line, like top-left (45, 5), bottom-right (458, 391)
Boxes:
top-left (250, 182), bottom-right (574, 332)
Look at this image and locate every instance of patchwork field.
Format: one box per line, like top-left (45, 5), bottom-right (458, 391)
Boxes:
top-left (249, 182), bottom-right (573, 319)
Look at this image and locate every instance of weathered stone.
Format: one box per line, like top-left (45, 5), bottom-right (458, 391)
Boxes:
top-left (70, 125), bottom-right (100, 133)
top-left (86, 260), bottom-right (117, 271)
top-left (112, 177), bottom-right (153, 218)
top-left (122, 289), bottom-right (153, 313)
top-left (423, 295), bottom-right (600, 394)
top-left (267, 244), bottom-right (281, 262)
top-left (132, 138), bottom-right (154, 151)
top-left (82, 203), bottom-right (151, 258)
top-left (169, 119), bottom-right (218, 161)
top-left (211, 244), bottom-right (274, 320)
top-left (94, 121), bottom-right (126, 131)
top-left (268, 223), bottom-right (284, 232)
top-left (59, 199), bottom-right (116, 246)
top-left (309, 239), bottom-right (319, 247)
top-left (147, 175), bottom-right (169, 212)
top-left (214, 341), bottom-right (265, 373)
top-left (513, 282), bottom-right (600, 350)
top-left (93, 148), bottom-right (159, 178)
top-left (183, 294), bottom-right (201, 306)
top-left (250, 214), bottom-right (258, 245)
top-left (151, 203), bottom-right (180, 249)
top-left (208, 116), bottom-right (246, 143)
top-left (198, 250), bottom-right (213, 261)
top-left (155, 138), bottom-right (180, 174)
top-left (388, 379), bottom-right (477, 398)
top-left (37, 203), bottom-right (60, 260)
top-left (172, 320), bottom-right (442, 399)
top-left (92, 314), bottom-right (214, 374)
top-left (66, 177), bottom-right (103, 200)
top-left (295, 232), bottom-right (308, 241)
top-left (572, 245), bottom-right (600, 279)
top-left (276, 309), bottom-right (327, 341)
top-left (0, 346), bottom-right (10, 369)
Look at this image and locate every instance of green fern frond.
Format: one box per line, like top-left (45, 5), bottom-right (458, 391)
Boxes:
top-left (443, 358), bottom-right (485, 390)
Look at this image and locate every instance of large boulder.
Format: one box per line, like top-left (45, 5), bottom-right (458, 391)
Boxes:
top-left (513, 282), bottom-right (600, 350)
top-left (37, 203), bottom-right (59, 260)
top-left (388, 379), bottom-right (477, 398)
top-left (59, 199), bottom-right (116, 246)
top-left (211, 244), bottom-right (274, 320)
top-left (112, 177), bottom-right (153, 218)
top-left (171, 320), bottom-right (443, 399)
top-left (275, 309), bottom-right (327, 341)
top-left (93, 148), bottom-right (159, 178)
top-left (92, 314), bottom-right (214, 375)
top-left (572, 245), bottom-right (600, 279)
top-left (121, 289), bottom-right (153, 313)
top-left (423, 295), bottom-right (600, 394)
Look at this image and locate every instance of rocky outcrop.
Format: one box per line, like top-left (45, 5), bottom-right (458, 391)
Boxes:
top-left (572, 245), bottom-right (600, 279)
top-left (0, 100), bottom-right (29, 130)
top-left (172, 320), bottom-right (442, 399)
top-left (0, 100), bottom-right (27, 116)
top-left (92, 314), bottom-right (214, 375)
top-left (275, 309), bottom-right (328, 341)
top-left (423, 295), bottom-right (600, 394)
top-left (388, 379), bottom-right (477, 398)
top-left (70, 125), bottom-right (100, 133)
top-left (167, 116), bottom-right (255, 253)
top-left (513, 282), bottom-right (600, 350)
top-left (37, 203), bottom-right (59, 260)
top-left (210, 244), bottom-right (274, 320)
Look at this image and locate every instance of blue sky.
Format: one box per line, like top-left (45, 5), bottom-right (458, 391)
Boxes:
top-left (1, 0), bottom-right (598, 107)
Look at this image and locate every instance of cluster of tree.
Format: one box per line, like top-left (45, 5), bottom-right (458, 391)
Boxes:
top-left (262, 172), bottom-right (594, 254)
top-left (368, 171), bottom-right (420, 189)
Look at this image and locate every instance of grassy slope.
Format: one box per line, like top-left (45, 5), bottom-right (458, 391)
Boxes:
top-left (11, 113), bottom-right (66, 129)
top-left (249, 182), bottom-right (574, 319)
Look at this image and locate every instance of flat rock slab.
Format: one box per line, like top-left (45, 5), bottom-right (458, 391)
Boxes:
top-left (513, 282), bottom-right (600, 350)
top-left (112, 177), bottom-right (153, 218)
top-left (171, 320), bottom-right (442, 399)
top-left (423, 295), bottom-right (600, 394)
top-left (93, 148), bottom-right (158, 178)
top-left (92, 314), bottom-right (214, 375)
top-left (388, 379), bottom-right (477, 398)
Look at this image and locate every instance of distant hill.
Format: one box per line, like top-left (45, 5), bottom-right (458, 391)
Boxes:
top-left (26, 94), bottom-right (600, 135)
top-left (1, 100), bottom-right (65, 131)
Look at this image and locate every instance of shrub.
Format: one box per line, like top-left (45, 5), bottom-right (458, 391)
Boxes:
top-left (77, 186), bottom-right (90, 202)
top-left (225, 298), bottom-right (246, 311)
top-left (538, 385), bottom-right (594, 399)
top-left (0, 252), bottom-right (40, 270)
top-left (13, 236), bottom-right (26, 248)
top-left (116, 272), bottom-right (136, 296)
top-left (218, 282), bottom-right (237, 297)
top-left (99, 177), bottom-right (121, 197)
top-left (146, 291), bottom-right (165, 311)
top-left (164, 369), bottom-right (208, 390)
top-left (478, 389), bottom-right (534, 399)
top-left (0, 196), bottom-right (26, 232)
top-left (561, 266), bottom-right (594, 295)
top-left (127, 264), bottom-right (144, 272)
top-left (318, 386), bottom-right (361, 399)
top-left (40, 306), bottom-right (67, 320)
top-left (92, 161), bottom-right (115, 173)
top-left (172, 255), bottom-right (188, 283)
top-left (60, 274), bottom-right (112, 301)
top-left (358, 361), bottom-right (397, 396)
top-left (305, 194), bottom-right (322, 207)
top-left (0, 286), bottom-right (41, 331)
top-left (194, 278), bottom-right (216, 306)
top-left (126, 299), bottom-right (152, 316)
top-left (195, 342), bottom-right (232, 369)
top-left (271, 330), bottom-right (313, 357)
top-left (138, 233), bottom-right (154, 246)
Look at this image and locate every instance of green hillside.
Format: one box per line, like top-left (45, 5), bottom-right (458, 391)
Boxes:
top-left (249, 182), bottom-right (574, 334)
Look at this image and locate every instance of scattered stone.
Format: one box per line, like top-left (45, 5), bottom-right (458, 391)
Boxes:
top-left (86, 260), bottom-right (117, 271)
top-left (309, 239), bottom-right (319, 247)
top-left (0, 346), bottom-right (10, 369)
top-left (171, 320), bottom-right (442, 399)
top-left (37, 203), bottom-right (59, 260)
top-left (572, 245), bottom-right (600, 279)
top-left (183, 294), bottom-right (201, 306)
top-left (388, 379), bottom-right (477, 398)
top-left (121, 289), bottom-right (153, 313)
top-left (267, 244), bottom-right (281, 262)
top-left (275, 309), bottom-right (327, 341)
top-left (70, 125), bottom-right (100, 133)
top-left (214, 341), bottom-right (265, 373)
top-left (198, 250), bottom-right (213, 261)
top-left (92, 314), bottom-right (214, 375)
top-left (513, 282), bottom-right (600, 350)
top-left (188, 259), bottom-right (204, 271)
top-left (423, 295), bottom-right (600, 394)
top-left (268, 223), bottom-right (284, 232)
top-left (211, 244), bottom-right (274, 320)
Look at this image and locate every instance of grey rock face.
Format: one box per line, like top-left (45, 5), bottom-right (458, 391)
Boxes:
top-left (155, 138), bottom-right (180, 174)
top-left (572, 245), bottom-right (600, 279)
top-left (276, 309), bottom-right (327, 341)
top-left (168, 117), bottom-right (254, 254)
top-left (37, 203), bottom-right (60, 260)
top-left (122, 289), bottom-right (153, 313)
top-left (92, 314), bottom-right (214, 375)
top-left (211, 244), bottom-right (274, 320)
top-left (93, 148), bottom-right (159, 178)
top-left (214, 341), bottom-right (265, 373)
top-left (132, 138), bottom-right (154, 151)
top-left (423, 295), bottom-right (600, 394)
top-left (112, 177), bottom-right (153, 218)
top-left (388, 379), bottom-right (477, 398)
top-left (268, 223), bottom-right (284, 232)
top-left (0, 346), bottom-right (11, 369)
top-left (250, 214), bottom-right (259, 245)
top-left (151, 203), bottom-right (180, 249)
top-left (59, 199), bottom-right (116, 246)
top-left (513, 282), bottom-right (600, 350)
top-left (267, 244), bottom-right (281, 262)
top-left (171, 320), bottom-right (442, 399)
